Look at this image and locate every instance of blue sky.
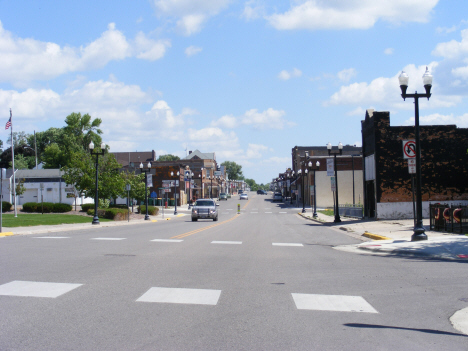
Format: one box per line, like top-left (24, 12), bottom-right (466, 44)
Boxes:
top-left (1, 0), bottom-right (467, 184)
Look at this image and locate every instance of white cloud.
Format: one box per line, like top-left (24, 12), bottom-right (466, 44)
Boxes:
top-left (404, 113), bottom-right (468, 127)
top-left (432, 29), bottom-right (468, 59)
top-left (384, 48), bottom-right (394, 55)
top-left (153, 0), bottom-right (231, 35)
top-left (185, 45), bottom-right (203, 57)
top-left (436, 25), bottom-right (457, 34)
top-left (187, 127), bottom-right (239, 149)
top-left (0, 21), bottom-right (171, 85)
top-left (246, 144), bottom-right (269, 159)
top-left (242, 0), bottom-right (265, 20)
top-left (266, 0), bottom-right (438, 31)
top-left (278, 68), bottom-right (302, 80)
top-left (211, 108), bottom-right (294, 130)
top-left (326, 63), bottom-right (462, 110)
top-left (337, 68), bottom-right (356, 82)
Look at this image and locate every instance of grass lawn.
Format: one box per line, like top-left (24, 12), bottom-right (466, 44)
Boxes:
top-left (318, 209), bottom-right (334, 217)
top-left (1, 213), bottom-right (112, 227)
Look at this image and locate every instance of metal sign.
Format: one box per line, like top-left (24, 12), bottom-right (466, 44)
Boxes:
top-left (330, 176), bottom-right (336, 192)
top-left (162, 180), bottom-right (178, 187)
top-left (327, 158), bottom-right (334, 176)
top-left (150, 191), bottom-right (157, 198)
top-left (408, 159), bottom-right (416, 174)
top-left (403, 140), bottom-right (416, 159)
top-left (214, 171), bottom-right (222, 176)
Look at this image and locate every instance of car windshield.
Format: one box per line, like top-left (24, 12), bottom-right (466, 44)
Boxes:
top-left (220, 193), bottom-right (226, 196)
top-left (195, 200), bottom-right (214, 206)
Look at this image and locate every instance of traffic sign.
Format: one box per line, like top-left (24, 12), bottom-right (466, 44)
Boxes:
top-left (403, 140), bottom-right (416, 159)
top-left (408, 159), bottom-right (416, 174)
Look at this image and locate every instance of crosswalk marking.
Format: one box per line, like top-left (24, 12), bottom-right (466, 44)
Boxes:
top-left (0, 281), bottom-right (82, 298)
top-left (272, 243), bottom-right (303, 247)
top-left (151, 239), bottom-right (183, 243)
top-left (292, 293), bottom-right (378, 313)
top-left (136, 287), bottom-right (221, 305)
top-left (211, 241), bottom-right (242, 244)
top-left (91, 238), bottom-right (126, 241)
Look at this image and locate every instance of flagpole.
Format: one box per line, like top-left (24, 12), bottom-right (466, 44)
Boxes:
top-left (10, 109), bottom-right (17, 217)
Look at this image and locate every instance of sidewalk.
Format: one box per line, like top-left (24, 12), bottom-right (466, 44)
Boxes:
top-left (0, 206), bottom-right (192, 236)
top-left (297, 207), bottom-right (468, 262)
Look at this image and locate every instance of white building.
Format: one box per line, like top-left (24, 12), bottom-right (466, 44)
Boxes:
top-left (1, 169), bottom-right (94, 206)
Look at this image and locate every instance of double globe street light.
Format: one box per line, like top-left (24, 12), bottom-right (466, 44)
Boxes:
top-left (89, 141), bottom-right (106, 225)
top-left (171, 171), bottom-right (180, 215)
top-left (309, 160), bottom-right (320, 218)
top-left (140, 162), bottom-right (151, 220)
top-left (398, 67), bottom-right (433, 241)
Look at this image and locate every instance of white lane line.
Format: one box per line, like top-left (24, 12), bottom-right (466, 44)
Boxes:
top-left (272, 243), bottom-right (303, 247)
top-left (250, 212), bottom-right (258, 214)
top-left (0, 281), bottom-right (82, 298)
top-left (292, 293), bottom-right (378, 313)
top-left (265, 212), bottom-right (272, 214)
top-left (211, 241), bottom-right (242, 245)
top-left (91, 238), bottom-right (126, 241)
top-left (136, 287), bottom-right (221, 305)
top-left (151, 239), bottom-right (183, 243)
top-left (34, 237), bottom-right (69, 239)
top-left (279, 212), bottom-right (287, 213)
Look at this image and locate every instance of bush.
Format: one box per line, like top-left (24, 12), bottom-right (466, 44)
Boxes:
top-left (53, 203), bottom-right (72, 213)
top-left (87, 208), bottom-right (129, 221)
top-left (2, 201), bottom-right (12, 212)
top-left (22, 202), bottom-right (38, 212)
top-left (81, 203), bottom-right (95, 212)
top-left (98, 199), bottom-right (110, 209)
top-left (138, 205), bottom-right (159, 216)
top-left (109, 204), bottom-right (129, 209)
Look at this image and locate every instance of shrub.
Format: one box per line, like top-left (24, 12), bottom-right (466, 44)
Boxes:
top-left (22, 202), bottom-right (38, 212)
top-left (98, 199), bottom-right (110, 209)
top-left (87, 208), bottom-right (129, 221)
top-left (40, 202), bottom-right (55, 213)
top-left (109, 204), bottom-right (129, 209)
top-left (138, 205), bottom-right (159, 216)
top-left (53, 203), bottom-right (72, 213)
top-left (81, 203), bottom-right (95, 212)
top-left (2, 201), bottom-right (12, 212)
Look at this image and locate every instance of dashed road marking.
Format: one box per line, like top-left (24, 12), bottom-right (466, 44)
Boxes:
top-left (0, 281), bottom-right (82, 298)
top-left (34, 237), bottom-right (69, 239)
top-left (91, 238), bottom-right (126, 241)
top-left (211, 241), bottom-right (242, 245)
top-left (272, 243), bottom-right (303, 247)
top-left (136, 287), bottom-right (221, 305)
top-left (151, 239), bottom-right (183, 243)
top-left (292, 293), bottom-right (378, 313)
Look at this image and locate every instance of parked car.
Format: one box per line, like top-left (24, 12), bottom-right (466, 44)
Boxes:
top-left (219, 193), bottom-right (228, 200)
top-left (191, 199), bottom-right (219, 221)
top-left (257, 190), bottom-right (267, 195)
top-left (240, 193), bottom-right (248, 200)
top-left (227, 193), bottom-right (231, 198)
top-left (273, 193), bottom-right (282, 202)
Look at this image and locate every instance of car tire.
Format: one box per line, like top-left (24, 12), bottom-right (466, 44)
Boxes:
top-left (213, 216), bottom-right (218, 221)
top-left (192, 218), bottom-right (198, 222)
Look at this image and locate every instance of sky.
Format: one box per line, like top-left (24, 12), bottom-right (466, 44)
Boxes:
top-left (1, 0), bottom-right (468, 184)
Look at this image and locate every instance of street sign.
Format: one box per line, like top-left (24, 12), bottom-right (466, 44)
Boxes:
top-left (403, 140), bottom-right (416, 159)
top-left (327, 158), bottom-right (334, 176)
top-left (214, 171), bottom-right (222, 176)
top-left (408, 159), bottom-right (416, 174)
top-left (150, 191), bottom-right (157, 198)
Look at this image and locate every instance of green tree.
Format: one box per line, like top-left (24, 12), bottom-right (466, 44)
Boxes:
top-left (7, 131), bottom-right (30, 147)
top-left (9, 154), bottom-right (29, 170)
top-left (63, 151), bottom-right (125, 204)
top-left (158, 154), bottom-right (180, 161)
top-left (221, 161), bottom-right (243, 180)
top-left (244, 178), bottom-right (258, 191)
top-left (120, 172), bottom-right (147, 204)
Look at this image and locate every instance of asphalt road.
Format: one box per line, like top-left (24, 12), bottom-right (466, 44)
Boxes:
top-left (1, 193), bottom-right (467, 350)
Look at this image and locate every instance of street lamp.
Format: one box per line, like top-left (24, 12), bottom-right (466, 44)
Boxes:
top-left (171, 171), bottom-right (180, 215)
top-left (399, 67), bottom-right (432, 241)
top-left (140, 162), bottom-right (151, 220)
top-left (328, 142), bottom-right (343, 223)
top-left (309, 161), bottom-right (320, 218)
top-left (89, 141), bottom-right (106, 225)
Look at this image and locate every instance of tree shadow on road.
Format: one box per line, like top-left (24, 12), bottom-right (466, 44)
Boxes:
top-left (344, 323), bottom-right (467, 337)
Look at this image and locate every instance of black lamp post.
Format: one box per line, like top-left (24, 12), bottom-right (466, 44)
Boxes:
top-left (309, 160), bottom-right (320, 218)
top-left (89, 141), bottom-right (106, 225)
top-left (89, 141), bottom-right (106, 224)
top-left (171, 171), bottom-right (180, 215)
top-left (187, 170), bottom-right (193, 209)
top-left (290, 171), bottom-right (294, 204)
top-left (328, 142), bottom-right (343, 223)
top-left (399, 67), bottom-right (432, 241)
top-left (140, 162), bottom-right (151, 220)
top-left (210, 173), bottom-right (213, 199)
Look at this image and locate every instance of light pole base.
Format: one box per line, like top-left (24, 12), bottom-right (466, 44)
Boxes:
top-left (302, 208), bottom-right (306, 213)
top-left (334, 215), bottom-right (341, 223)
top-left (313, 213), bottom-right (318, 218)
top-left (144, 215), bottom-right (150, 220)
top-left (174, 211), bottom-right (178, 215)
top-left (92, 216), bottom-right (100, 225)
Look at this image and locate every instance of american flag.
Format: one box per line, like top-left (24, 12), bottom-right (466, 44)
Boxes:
top-left (5, 110), bottom-right (11, 130)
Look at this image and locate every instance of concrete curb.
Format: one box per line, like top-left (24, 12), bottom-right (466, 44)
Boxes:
top-left (362, 232), bottom-right (392, 241)
top-left (297, 212), bottom-right (326, 224)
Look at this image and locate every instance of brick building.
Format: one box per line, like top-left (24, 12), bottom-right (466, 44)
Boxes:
top-left (361, 109), bottom-right (468, 219)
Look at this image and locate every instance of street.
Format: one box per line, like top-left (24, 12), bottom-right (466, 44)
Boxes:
top-left (1, 194), bottom-right (467, 350)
